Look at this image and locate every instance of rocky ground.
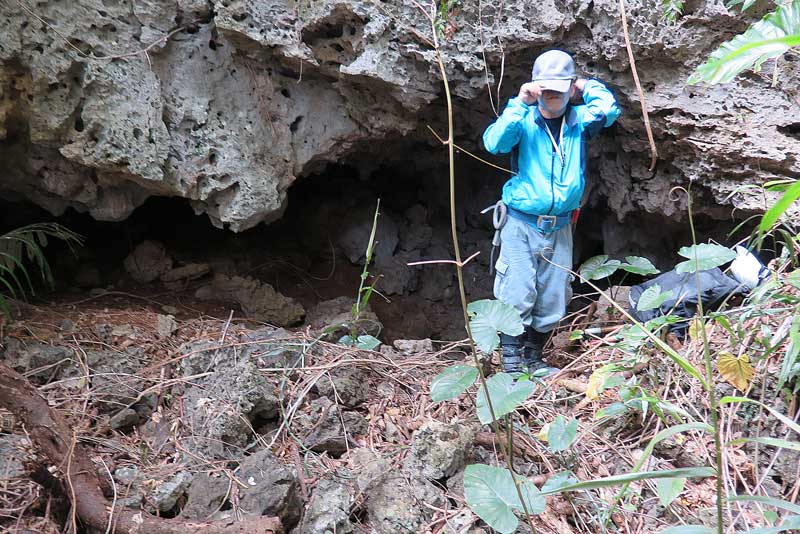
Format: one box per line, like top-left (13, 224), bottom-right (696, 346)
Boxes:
top-left (1, 252), bottom-right (798, 533)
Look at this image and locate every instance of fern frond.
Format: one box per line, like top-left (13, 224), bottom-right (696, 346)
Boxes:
top-left (0, 223), bottom-right (84, 316)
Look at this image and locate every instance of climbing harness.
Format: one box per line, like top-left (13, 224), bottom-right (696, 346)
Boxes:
top-left (481, 200), bottom-right (507, 275)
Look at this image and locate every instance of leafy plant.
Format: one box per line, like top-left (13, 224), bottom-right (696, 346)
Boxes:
top-left (759, 179), bottom-right (800, 240)
top-left (467, 299), bottom-right (524, 353)
top-left (475, 372), bottom-right (535, 424)
top-left (674, 243), bottom-right (737, 274)
top-left (662, 0), bottom-right (685, 24)
top-left (637, 284), bottom-right (675, 312)
top-left (429, 364), bottom-right (479, 402)
top-left (688, 0), bottom-right (800, 85)
top-left (717, 351), bottom-right (755, 390)
top-left (578, 254), bottom-right (659, 281)
top-left (0, 223), bottom-right (83, 316)
top-left (339, 200), bottom-right (382, 350)
top-left (463, 464), bottom-right (545, 534)
top-left (546, 414), bottom-right (578, 452)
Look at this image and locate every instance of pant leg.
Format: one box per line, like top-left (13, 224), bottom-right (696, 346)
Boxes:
top-left (530, 224), bottom-right (573, 333)
top-left (493, 217), bottom-right (537, 327)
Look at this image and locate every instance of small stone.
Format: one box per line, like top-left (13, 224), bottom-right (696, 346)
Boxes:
top-left (0, 434), bottom-right (30, 479)
top-left (133, 393), bottom-right (158, 420)
top-left (180, 473), bottom-right (230, 520)
top-left (156, 314), bottom-right (177, 337)
top-left (237, 449), bottom-right (301, 527)
top-left (118, 494), bottom-right (144, 509)
top-left (194, 273), bottom-right (304, 326)
top-left (114, 466), bottom-right (141, 485)
top-left (446, 468), bottom-right (465, 499)
top-left (150, 472), bottom-right (192, 513)
top-left (300, 477), bottom-right (353, 534)
top-left (95, 324), bottom-right (113, 344)
top-left (366, 470), bottom-right (446, 534)
top-left (179, 342), bottom-right (281, 459)
top-left (110, 408), bottom-right (140, 430)
top-left (404, 420), bottom-right (476, 480)
top-left (315, 368), bottom-right (369, 408)
top-left (392, 339), bottom-right (433, 355)
top-left (302, 398), bottom-right (367, 455)
top-left (60, 319), bottom-right (74, 332)
top-left (375, 381), bottom-right (394, 398)
top-left (4, 339), bottom-right (73, 379)
top-left (124, 241), bottom-right (173, 283)
top-left (442, 509), bottom-right (478, 534)
top-left (161, 305), bottom-right (180, 315)
top-left (350, 448), bottom-right (392, 493)
top-left (160, 263), bottom-right (211, 284)
top-left (111, 324), bottom-right (134, 337)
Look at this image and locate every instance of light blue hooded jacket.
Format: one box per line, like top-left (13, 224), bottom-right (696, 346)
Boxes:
top-left (483, 79), bottom-right (621, 216)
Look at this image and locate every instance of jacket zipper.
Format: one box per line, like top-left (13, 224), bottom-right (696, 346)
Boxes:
top-left (547, 148), bottom-right (555, 215)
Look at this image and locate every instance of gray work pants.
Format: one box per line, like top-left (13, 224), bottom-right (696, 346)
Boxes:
top-left (493, 216), bottom-right (573, 333)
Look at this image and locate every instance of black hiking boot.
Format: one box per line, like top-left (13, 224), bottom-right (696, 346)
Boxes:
top-left (523, 328), bottom-right (560, 377)
top-left (500, 333), bottom-right (525, 374)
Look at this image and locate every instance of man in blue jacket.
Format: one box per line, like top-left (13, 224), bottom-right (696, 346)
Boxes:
top-left (483, 50), bottom-right (620, 374)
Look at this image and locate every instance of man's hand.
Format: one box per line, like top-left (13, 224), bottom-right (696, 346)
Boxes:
top-left (570, 78), bottom-right (587, 104)
top-left (518, 82), bottom-right (542, 105)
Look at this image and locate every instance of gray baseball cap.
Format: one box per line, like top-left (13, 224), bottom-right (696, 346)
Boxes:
top-left (532, 50), bottom-right (576, 93)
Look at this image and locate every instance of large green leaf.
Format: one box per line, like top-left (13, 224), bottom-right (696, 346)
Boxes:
top-left (656, 477), bottom-right (686, 507)
top-left (548, 415), bottom-right (578, 452)
top-left (579, 255), bottom-right (622, 281)
top-left (430, 364), bottom-right (478, 402)
top-left (688, 0), bottom-right (800, 85)
top-left (674, 243), bottom-right (736, 274)
top-left (356, 335), bottom-right (381, 350)
top-left (463, 464), bottom-right (545, 534)
top-left (541, 467), bottom-right (716, 495)
top-left (468, 299), bottom-right (524, 353)
top-left (620, 256), bottom-right (660, 276)
top-left (541, 471), bottom-right (579, 493)
top-left (636, 284), bottom-right (675, 312)
top-left (760, 180), bottom-right (800, 234)
top-left (476, 373), bottom-right (535, 424)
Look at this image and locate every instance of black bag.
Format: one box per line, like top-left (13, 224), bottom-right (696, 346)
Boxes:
top-left (629, 268), bottom-right (746, 336)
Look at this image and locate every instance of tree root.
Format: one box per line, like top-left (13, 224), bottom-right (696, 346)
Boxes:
top-left (0, 362), bottom-right (283, 534)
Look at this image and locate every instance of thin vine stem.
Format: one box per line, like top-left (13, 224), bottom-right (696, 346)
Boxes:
top-left (685, 186), bottom-right (726, 534)
top-left (426, 2), bottom-right (538, 530)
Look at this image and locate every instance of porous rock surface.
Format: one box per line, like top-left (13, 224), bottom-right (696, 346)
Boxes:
top-left (1, 0), bottom-right (798, 232)
top-left (179, 340), bottom-right (282, 459)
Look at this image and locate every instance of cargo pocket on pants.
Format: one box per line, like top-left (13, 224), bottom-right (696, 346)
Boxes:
top-left (493, 257), bottom-right (509, 298)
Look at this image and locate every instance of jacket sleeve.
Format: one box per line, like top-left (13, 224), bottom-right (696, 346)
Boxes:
top-left (579, 79), bottom-right (621, 138)
top-left (482, 97), bottom-right (529, 154)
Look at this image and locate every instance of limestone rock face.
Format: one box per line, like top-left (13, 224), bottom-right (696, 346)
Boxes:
top-left (1, 0), bottom-right (799, 229)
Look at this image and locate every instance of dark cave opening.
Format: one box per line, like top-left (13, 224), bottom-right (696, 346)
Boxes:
top-left (0, 152), bottom-right (764, 341)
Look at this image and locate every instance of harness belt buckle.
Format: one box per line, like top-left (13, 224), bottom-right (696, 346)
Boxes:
top-left (536, 215), bottom-right (557, 231)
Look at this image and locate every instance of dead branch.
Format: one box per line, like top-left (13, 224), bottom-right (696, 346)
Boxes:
top-left (0, 361), bottom-right (283, 534)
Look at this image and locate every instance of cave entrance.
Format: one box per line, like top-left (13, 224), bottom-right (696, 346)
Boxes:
top-left (0, 153), bottom-right (762, 342)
